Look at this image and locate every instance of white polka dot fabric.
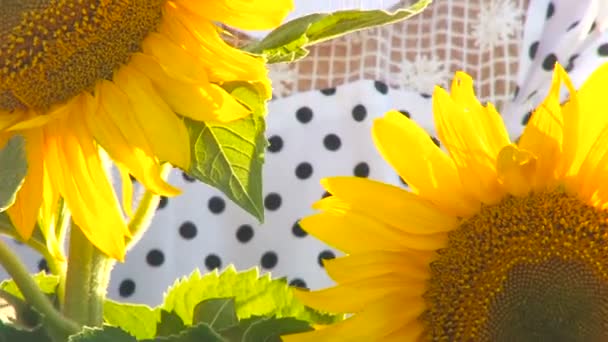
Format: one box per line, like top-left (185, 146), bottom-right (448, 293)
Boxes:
top-left (4, 0), bottom-right (608, 306)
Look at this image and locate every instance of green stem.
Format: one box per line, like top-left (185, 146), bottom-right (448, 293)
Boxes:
top-left (126, 163), bottom-right (171, 250)
top-left (62, 226), bottom-right (114, 327)
top-left (0, 239), bottom-right (79, 336)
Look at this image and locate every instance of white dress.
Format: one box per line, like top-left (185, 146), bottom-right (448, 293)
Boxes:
top-left (4, 0), bottom-right (608, 306)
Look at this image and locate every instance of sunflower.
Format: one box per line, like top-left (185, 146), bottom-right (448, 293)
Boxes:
top-left (284, 63), bottom-right (608, 341)
top-left (0, 0), bottom-right (292, 260)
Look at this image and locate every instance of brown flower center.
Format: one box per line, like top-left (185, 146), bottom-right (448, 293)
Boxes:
top-left (423, 191), bottom-right (608, 341)
top-left (0, 0), bottom-right (166, 112)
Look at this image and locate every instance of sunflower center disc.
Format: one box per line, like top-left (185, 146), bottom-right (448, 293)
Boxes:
top-left (0, 0), bottom-right (165, 112)
top-left (488, 258), bottom-right (607, 342)
top-left (423, 191), bottom-right (608, 341)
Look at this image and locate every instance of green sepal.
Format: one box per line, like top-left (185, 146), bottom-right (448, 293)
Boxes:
top-left (0, 135), bottom-right (27, 212)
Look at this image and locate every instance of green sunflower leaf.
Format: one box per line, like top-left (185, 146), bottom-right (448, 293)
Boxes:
top-left (0, 135), bottom-right (28, 212)
top-left (103, 300), bottom-right (157, 339)
top-left (183, 82), bottom-right (266, 222)
top-left (159, 266), bottom-right (340, 327)
top-left (147, 323), bottom-right (224, 342)
top-left (192, 298), bottom-right (238, 330)
top-left (0, 272), bottom-right (59, 299)
top-left (218, 316), bottom-right (313, 342)
top-left (156, 310), bottom-right (185, 337)
top-left (245, 0), bottom-right (432, 63)
top-left (0, 273), bottom-right (58, 329)
top-left (67, 326), bottom-right (136, 342)
top-left (0, 319), bottom-right (51, 342)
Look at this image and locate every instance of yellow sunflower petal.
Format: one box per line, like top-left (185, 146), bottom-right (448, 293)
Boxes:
top-left (382, 321), bottom-right (424, 342)
top-left (129, 53), bottom-right (249, 122)
top-left (142, 33), bottom-right (207, 81)
top-left (0, 111), bottom-right (25, 131)
top-left (518, 63), bottom-right (570, 189)
top-left (496, 144), bottom-right (537, 197)
top-left (87, 80), bottom-right (180, 197)
top-left (176, 0), bottom-right (293, 30)
top-left (301, 212), bottom-right (407, 254)
top-left (321, 177), bottom-right (458, 234)
top-left (43, 97), bottom-right (128, 260)
top-left (575, 125), bottom-right (608, 203)
top-left (7, 130), bottom-right (44, 239)
top-left (433, 73), bottom-right (509, 203)
top-left (312, 198), bottom-right (448, 251)
top-left (372, 111), bottom-right (478, 216)
top-left (323, 250), bottom-right (432, 284)
top-left (283, 295), bottom-right (424, 342)
top-left (564, 63), bottom-right (608, 172)
top-left (294, 276), bottom-right (424, 314)
top-left (39, 163), bottom-right (65, 261)
top-left (114, 65), bottom-right (190, 170)
top-left (117, 164), bottom-right (134, 218)
top-left (160, 6), bottom-right (271, 97)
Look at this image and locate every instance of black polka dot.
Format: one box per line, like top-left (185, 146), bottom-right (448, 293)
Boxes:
top-left (236, 224), bottom-right (254, 243)
top-left (208, 196), bottom-right (226, 214)
top-left (292, 220), bottom-right (308, 238)
top-left (323, 134), bottom-right (341, 151)
top-left (157, 196), bottom-right (168, 210)
top-left (267, 135), bottom-right (283, 153)
top-left (599, 43), bottom-right (608, 56)
top-left (353, 162), bottom-right (370, 178)
top-left (590, 21), bottom-right (597, 34)
top-left (317, 250), bottom-right (336, 267)
top-left (179, 221), bottom-right (197, 240)
top-left (528, 41), bottom-right (539, 60)
top-left (431, 136), bottom-right (441, 147)
top-left (420, 93), bottom-right (431, 99)
top-left (146, 249), bottom-right (165, 267)
top-left (565, 54), bottom-right (579, 72)
top-left (295, 162), bottom-right (313, 180)
top-left (513, 85), bottom-right (520, 99)
top-left (296, 106), bottom-right (313, 124)
top-left (398, 175), bottom-right (408, 187)
top-left (546, 2), bottom-right (555, 19)
top-left (320, 87), bottom-right (336, 96)
top-left (261, 251), bottom-right (278, 269)
top-left (37, 258), bottom-right (49, 273)
top-left (526, 90), bottom-right (538, 101)
top-left (182, 172), bottom-right (195, 183)
top-left (321, 191), bottom-right (331, 199)
top-left (289, 278), bottom-right (308, 289)
top-left (129, 174), bottom-right (137, 182)
top-left (567, 21), bottom-right (579, 31)
top-left (542, 53), bottom-right (558, 71)
top-left (264, 193), bottom-right (282, 211)
top-left (204, 254), bottom-right (222, 271)
top-left (119, 279), bottom-right (136, 298)
top-left (521, 111), bottom-right (532, 126)
top-left (351, 104), bottom-right (367, 122)
top-left (399, 110), bottom-right (411, 118)
top-left (374, 81), bottom-right (388, 94)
